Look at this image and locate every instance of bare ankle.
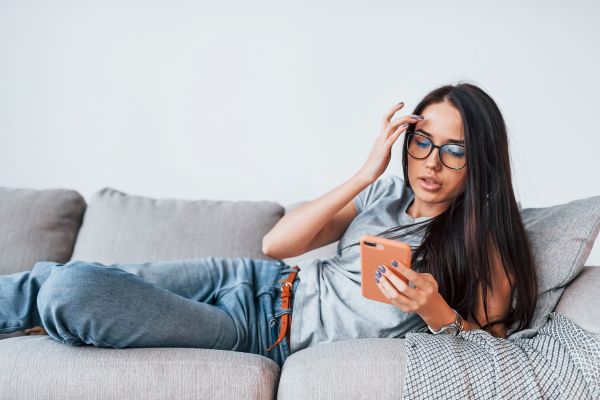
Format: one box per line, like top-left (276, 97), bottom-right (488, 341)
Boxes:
top-left (24, 326), bottom-right (47, 336)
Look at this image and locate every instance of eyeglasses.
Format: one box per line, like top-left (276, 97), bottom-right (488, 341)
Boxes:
top-left (406, 132), bottom-right (466, 170)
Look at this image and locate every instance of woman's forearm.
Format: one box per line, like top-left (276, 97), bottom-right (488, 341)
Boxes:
top-left (262, 173), bottom-right (373, 259)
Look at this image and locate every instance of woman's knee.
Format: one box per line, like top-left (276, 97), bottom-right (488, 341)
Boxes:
top-left (36, 264), bottom-right (121, 343)
top-left (38, 262), bottom-right (111, 298)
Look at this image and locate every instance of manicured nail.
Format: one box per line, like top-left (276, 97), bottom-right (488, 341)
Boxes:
top-left (376, 271), bottom-right (382, 279)
top-left (377, 265), bottom-right (385, 273)
top-left (375, 277), bottom-right (380, 283)
top-left (391, 260), bottom-right (399, 268)
top-left (398, 102), bottom-right (404, 106)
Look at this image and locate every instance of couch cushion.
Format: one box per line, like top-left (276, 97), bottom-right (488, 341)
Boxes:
top-left (555, 266), bottom-right (600, 336)
top-left (0, 188), bottom-right (86, 275)
top-left (71, 188), bottom-right (283, 264)
top-left (277, 338), bottom-right (406, 400)
top-left (519, 196), bottom-right (600, 332)
top-left (0, 336), bottom-right (279, 400)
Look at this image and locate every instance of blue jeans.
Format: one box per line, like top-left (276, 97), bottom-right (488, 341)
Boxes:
top-left (0, 257), bottom-right (300, 368)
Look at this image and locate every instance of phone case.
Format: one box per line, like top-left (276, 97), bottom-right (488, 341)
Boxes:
top-left (360, 234), bottom-right (412, 305)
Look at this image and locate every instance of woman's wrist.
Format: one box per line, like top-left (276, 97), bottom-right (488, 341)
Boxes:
top-left (352, 170), bottom-right (376, 187)
top-left (421, 300), bottom-right (456, 332)
top-left (422, 305), bottom-right (483, 333)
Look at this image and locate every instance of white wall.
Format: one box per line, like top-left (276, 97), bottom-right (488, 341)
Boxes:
top-left (1, 0), bottom-right (599, 264)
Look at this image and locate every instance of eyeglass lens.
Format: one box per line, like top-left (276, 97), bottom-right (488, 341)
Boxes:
top-left (407, 133), bottom-right (466, 169)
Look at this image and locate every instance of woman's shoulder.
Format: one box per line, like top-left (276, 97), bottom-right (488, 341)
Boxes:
top-left (370, 174), bottom-right (407, 194)
top-left (387, 174), bottom-right (407, 189)
top-left (355, 174), bottom-right (410, 213)
top-left (369, 174), bottom-right (409, 199)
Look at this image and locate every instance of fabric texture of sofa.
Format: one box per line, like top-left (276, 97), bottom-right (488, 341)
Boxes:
top-left (0, 186), bottom-right (598, 399)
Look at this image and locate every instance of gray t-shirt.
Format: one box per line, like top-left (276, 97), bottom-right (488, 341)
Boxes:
top-left (289, 174), bottom-right (433, 354)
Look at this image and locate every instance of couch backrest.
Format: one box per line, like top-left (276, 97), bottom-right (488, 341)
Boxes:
top-left (70, 188), bottom-right (284, 264)
top-left (0, 187), bottom-right (86, 274)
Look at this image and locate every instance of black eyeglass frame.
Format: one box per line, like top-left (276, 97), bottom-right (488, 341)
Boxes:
top-left (406, 131), bottom-right (467, 170)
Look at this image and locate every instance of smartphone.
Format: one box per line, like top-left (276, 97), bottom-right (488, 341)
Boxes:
top-left (360, 234), bottom-right (412, 305)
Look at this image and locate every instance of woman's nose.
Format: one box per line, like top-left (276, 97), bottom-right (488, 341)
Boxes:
top-left (424, 146), bottom-right (442, 169)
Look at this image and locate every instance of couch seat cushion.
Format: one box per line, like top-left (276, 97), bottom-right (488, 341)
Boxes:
top-left (0, 336), bottom-right (279, 400)
top-left (277, 338), bottom-right (406, 399)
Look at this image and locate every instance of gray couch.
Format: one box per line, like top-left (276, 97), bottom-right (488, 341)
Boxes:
top-left (0, 187), bottom-right (598, 399)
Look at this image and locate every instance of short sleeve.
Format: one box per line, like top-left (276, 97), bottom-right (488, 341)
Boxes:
top-left (353, 174), bottom-right (399, 214)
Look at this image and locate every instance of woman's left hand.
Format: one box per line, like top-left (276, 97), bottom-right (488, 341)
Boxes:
top-left (375, 260), bottom-right (454, 328)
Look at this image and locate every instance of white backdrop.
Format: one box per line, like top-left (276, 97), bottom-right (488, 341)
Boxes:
top-left (1, 0), bottom-right (599, 264)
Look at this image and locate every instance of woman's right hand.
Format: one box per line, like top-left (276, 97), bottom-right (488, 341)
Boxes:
top-left (356, 102), bottom-right (425, 184)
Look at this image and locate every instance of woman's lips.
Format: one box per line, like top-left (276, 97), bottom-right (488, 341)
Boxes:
top-left (418, 177), bottom-right (442, 192)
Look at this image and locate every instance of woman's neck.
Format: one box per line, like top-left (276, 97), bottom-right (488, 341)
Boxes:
top-left (406, 198), bottom-right (449, 219)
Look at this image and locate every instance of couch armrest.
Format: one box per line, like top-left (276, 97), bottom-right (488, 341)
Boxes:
top-left (555, 266), bottom-right (600, 335)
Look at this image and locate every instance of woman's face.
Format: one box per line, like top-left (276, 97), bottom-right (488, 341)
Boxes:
top-left (406, 101), bottom-right (467, 217)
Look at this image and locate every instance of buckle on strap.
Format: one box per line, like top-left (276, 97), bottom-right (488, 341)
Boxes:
top-left (265, 265), bottom-right (299, 353)
top-left (281, 281), bottom-right (293, 289)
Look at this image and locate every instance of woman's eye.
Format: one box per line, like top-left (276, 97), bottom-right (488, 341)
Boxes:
top-left (445, 145), bottom-right (465, 157)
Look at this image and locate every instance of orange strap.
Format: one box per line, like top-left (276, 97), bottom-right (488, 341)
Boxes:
top-left (265, 266), bottom-right (299, 352)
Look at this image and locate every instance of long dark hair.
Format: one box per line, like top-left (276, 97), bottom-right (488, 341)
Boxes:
top-left (344, 83), bottom-right (537, 334)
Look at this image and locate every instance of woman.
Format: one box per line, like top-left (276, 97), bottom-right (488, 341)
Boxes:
top-left (0, 83), bottom-right (538, 369)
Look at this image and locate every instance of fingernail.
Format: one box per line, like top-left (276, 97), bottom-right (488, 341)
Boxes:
top-left (398, 102), bottom-right (404, 106)
top-left (391, 260), bottom-right (399, 268)
top-left (375, 277), bottom-right (380, 283)
top-left (376, 271), bottom-right (382, 278)
top-left (377, 265), bottom-right (385, 273)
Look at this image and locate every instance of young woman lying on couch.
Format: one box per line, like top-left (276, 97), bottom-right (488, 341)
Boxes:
top-left (0, 82), bottom-right (537, 368)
